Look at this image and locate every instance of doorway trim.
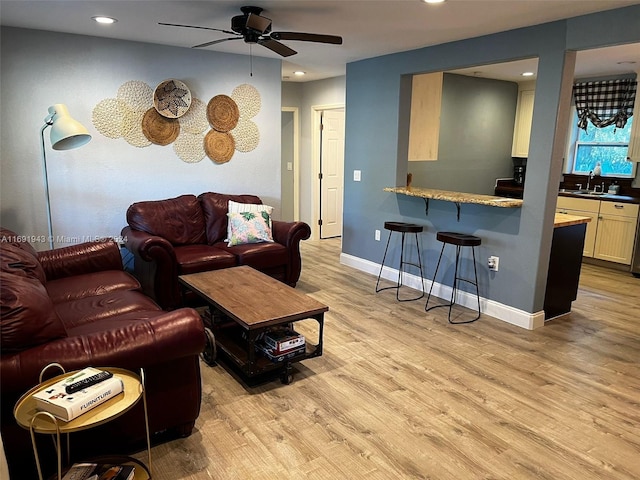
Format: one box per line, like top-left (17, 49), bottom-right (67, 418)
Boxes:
top-left (311, 103), bottom-right (345, 240)
top-left (282, 106), bottom-right (300, 221)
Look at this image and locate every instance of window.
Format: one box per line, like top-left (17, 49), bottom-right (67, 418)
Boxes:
top-left (571, 116), bottom-right (634, 177)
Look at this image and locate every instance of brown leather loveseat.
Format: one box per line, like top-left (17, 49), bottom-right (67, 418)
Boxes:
top-left (0, 228), bottom-right (205, 479)
top-left (121, 192), bottom-right (311, 310)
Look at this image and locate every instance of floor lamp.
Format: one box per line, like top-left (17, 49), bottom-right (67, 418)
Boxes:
top-left (40, 104), bottom-right (92, 249)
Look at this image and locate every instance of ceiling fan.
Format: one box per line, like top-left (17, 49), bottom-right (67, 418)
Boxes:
top-left (159, 5), bottom-right (343, 58)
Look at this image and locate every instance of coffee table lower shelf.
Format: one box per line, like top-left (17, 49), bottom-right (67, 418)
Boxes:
top-left (208, 319), bottom-right (323, 385)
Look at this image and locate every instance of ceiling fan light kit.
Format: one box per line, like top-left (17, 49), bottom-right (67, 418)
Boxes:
top-left (159, 5), bottom-right (343, 58)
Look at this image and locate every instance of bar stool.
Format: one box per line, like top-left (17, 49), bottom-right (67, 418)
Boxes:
top-left (425, 232), bottom-right (481, 324)
top-left (375, 221), bottom-right (426, 301)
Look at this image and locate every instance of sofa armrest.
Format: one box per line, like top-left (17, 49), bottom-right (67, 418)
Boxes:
top-left (0, 308), bottom-right (205, 396)
top-left (38, 239), bottom-right (124, 281)
top-left (121, 227), bottom-right (180, 310)
top-left (271, 220), bottom-right (311, 286)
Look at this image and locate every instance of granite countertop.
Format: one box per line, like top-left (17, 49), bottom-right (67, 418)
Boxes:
top-left (384, 186), bottom-right (524, 208)
top-left (554, 212), bottom-right (592, 228)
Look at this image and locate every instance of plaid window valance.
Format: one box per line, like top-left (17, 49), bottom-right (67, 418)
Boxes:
top-left (573, 78), bottom-right (637, 131)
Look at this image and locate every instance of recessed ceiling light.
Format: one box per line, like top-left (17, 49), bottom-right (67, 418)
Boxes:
top-left (422, 0), bottom-right (446, 4)
top-left (522, 72), bottom-right (535, 77)
top-left (293, 71), bottom-right (306, 76)
top-left (92, 16), bottom-right (117, 24)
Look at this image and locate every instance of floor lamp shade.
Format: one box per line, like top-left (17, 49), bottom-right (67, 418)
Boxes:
top-left (41, 104), bottom-right (92, 248)
top-left (47, 104), bottom-right (92, 150)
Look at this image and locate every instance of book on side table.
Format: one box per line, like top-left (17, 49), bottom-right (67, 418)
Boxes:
top-left (61, 462), bottom-right (135, 480)
top-left (32, 367), bottom-right (124, 422)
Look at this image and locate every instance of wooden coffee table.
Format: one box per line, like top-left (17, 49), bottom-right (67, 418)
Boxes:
top-left (179, 266), bottom-right (328, 384)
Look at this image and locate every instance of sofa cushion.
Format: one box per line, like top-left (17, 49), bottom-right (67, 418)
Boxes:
top-left (0, 242), bottom-right (46, 284)
top-left (198, 192), bottom-right (262, 245)
top-left (174, 244), bottom-right (236, 275)
top-left (46, 270), bottom-right (141, 304)
top-left (226, 211), bottom-right (274, 246)
top-left (214, 241), bottom-right (288, 270)
top-left (54, 290), bottom-right (161, 330)
top-left (0, 272), bottom-right (67, 352)
top-left (0, 227), bottom-right (39, 258)
top-left (126, 194), bottom-right (206, 245)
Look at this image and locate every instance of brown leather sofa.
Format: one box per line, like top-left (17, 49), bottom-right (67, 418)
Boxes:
top-left (0, 228), bottom-right (205, 479)
top-left (121, 192), bottom-right (311, 310)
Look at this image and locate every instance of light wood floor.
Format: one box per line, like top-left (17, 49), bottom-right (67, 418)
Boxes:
top-left (137, 238), bottom-right (640, 479)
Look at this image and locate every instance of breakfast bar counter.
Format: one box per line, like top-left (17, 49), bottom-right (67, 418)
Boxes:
top-left (384, 186), bottom-right (522, 220)
top-left (384, 186), bottom-right (524, 207)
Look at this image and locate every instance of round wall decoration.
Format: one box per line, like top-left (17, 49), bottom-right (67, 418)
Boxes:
top-left (153, 79), bottom-right (192, 118)
top-left (207, 95), bottom-right (240, 132)
top-left (178, 98), bottom-right (208, 134)
top-left (232, 119), bottom-right (260, 153)
top-left (231, 84), bottom-right (261, 119)
top-left (204, 130), bottom-right (235, 164)
top-left (174, 132), bottom-right (206, 163)
top-left (142, 108), bottom-right (180, 145)
top-left (117, 80), bottom-right (154, 112)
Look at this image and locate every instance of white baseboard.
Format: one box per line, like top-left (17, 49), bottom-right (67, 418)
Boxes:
top-left (339, 253), bottom-right (545, 330)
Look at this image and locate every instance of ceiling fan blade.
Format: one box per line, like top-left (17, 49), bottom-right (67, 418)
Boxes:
top-left (246, 13), bottom-right (272, 34)
top-left (270, 32), bottom-right (343, 45)
top-left (158, 22), bottom-right (236, 36)
top-left (192, 37), bottom-right (242, 49)
top-left (258, 38), bottom-right (297, 57)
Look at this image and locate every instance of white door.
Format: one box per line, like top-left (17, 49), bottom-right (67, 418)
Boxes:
top-left (320, 109), bottom-right (345, 238)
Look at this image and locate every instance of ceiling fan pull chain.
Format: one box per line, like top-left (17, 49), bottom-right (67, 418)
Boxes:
top-left (250, 44), bottom-right (253, 77)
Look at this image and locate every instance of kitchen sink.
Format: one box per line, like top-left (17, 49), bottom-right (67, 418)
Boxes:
top-left (559, 189), bottom-right (607, 196)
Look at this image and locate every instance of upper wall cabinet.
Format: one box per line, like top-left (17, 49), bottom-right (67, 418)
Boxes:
top-left (408, 72), bottom-right (443, 162)
top-left (511, 83), bottom-right (535, 157)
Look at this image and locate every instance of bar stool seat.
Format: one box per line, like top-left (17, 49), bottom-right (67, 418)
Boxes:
top-left (375, 221), bottom-right (426, 301)
top-left (425, 231), bottom-right (482, 324)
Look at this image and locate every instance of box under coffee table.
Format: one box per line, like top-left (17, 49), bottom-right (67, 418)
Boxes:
top-left (179, 266), bottom-right (328, 384)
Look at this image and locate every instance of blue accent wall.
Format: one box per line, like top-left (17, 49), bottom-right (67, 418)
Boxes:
top-left (343, 6), bottom-right (640, 315)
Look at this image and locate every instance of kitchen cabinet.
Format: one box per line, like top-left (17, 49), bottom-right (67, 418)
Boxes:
top-left (408, 72), bottom-right (443, 162)
top-left (593, 201), bottom-right (639, 264)
top-left (556, 196), bottom-right (639, 265)
top-left (556, 196), bottom-right (599, 257)
top-left (511, 84), bottom-right (535, 157)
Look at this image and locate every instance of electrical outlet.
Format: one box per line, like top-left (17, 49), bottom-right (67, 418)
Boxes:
top-left (488, 256), bottom-right (499, 271)
top-left (375, 229), bottom-right (381, 241)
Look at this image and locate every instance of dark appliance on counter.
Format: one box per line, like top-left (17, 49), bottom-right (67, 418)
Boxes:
top-left (495, 157), bottom-right (527, 199)
top-left (513, 157), bottom-right (527, 186)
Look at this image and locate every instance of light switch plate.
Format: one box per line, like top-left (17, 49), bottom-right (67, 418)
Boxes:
top-left (354, 170), bottom-right (361, 181)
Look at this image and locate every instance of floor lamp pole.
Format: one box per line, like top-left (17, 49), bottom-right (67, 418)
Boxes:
top-left (40, 121), bottom-right (55, 249)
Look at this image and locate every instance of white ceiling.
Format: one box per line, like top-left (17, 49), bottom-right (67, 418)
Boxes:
top-left (1, 0), bottom-right (639, 82)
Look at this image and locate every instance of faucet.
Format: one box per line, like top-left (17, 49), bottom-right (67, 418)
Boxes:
top-left (586, 170), bottom-right (594, 191)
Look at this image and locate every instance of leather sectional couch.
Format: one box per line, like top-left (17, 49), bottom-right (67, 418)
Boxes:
top-left (0, 227), bottom-right (205, 478)
top-left (121, 192), bottom-right (311, 310)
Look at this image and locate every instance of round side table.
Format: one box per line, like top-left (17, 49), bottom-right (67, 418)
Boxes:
top-left (14, 366), bottom-right (152, 480)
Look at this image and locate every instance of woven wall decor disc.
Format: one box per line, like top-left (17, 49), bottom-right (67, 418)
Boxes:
top-left (153, 79), bottom-right (192, 118)
top-left (204, 130), bottom-right (235, 164)
top-left (207, 95), bottom-right (239, 132)
top-left (142, 108), bottom-right (180, 145)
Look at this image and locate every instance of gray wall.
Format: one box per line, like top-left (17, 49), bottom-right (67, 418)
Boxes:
top-left (343, 5), bottom-right (640, 316)
top-left (0, 27), bottom-right (282, 249)
top-left (409, 73), bottom-right (518, 195)
top-left (281, 111), bottom-right (295, 221)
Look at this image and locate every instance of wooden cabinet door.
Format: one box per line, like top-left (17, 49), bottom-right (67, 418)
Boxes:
top-left (593, 203), bottom-right (639, 265)
top-left (408, 72), bottom-right (443, 161)
top-left (512, 88), bottom-right (535, 157)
